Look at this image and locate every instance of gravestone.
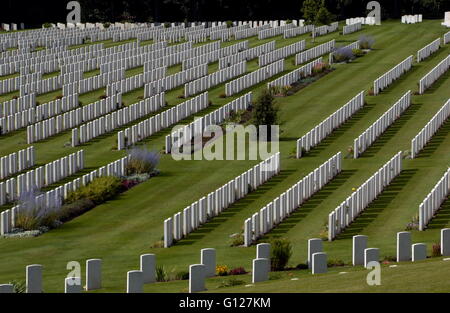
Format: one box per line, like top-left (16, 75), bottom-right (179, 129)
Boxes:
top-left (442, 228), bottom-right (450, 256)
top-left (26, 264), bottom-right (43, 293)
top-left (364, 248), bottom-right (379, 268)
top-left (86, 259), bottom-right (102, 290)
top-left (308, 238), bottom-right (323, 268)
top-left (127, 270), bottom-right (144, 293)
top-left (397, 232), bottom-right (412, 262)
top-left (412, 243), bottom-right (427, 262)
top-left (312, 252), bottom-right (327, 274)
top-left (252, 258), bottom-right (270, 283)
top-left (65, 277), bottom-right (82, 293)
top-left (353, 235), bottom-right (368, 266)
top-left (0, 284), bottom-right (14, 293)
top-left (201, 248), bottom-right (216, 277)
top-left (256, 243), bottom-right (271, 259)
top-left (189, 264), bottom-right (206, 293)
top-left (140, 254), bottom-right (156, 284)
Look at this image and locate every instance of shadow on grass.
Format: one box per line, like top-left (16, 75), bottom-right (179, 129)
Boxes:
top-left (415, 119), bottom-right (450, 158)
top-left (426, 197), bottom-right (450, 230)
top-left (335, 168), bottom-right (418, 240)
top-left (257, 169), bottom-right (358, 240)
top-left (175, 169), bottom-right (297, 246)
top-left (304, 103), bottom-right (376, 158)
top-left (360, 102), bottom-right (420, 158)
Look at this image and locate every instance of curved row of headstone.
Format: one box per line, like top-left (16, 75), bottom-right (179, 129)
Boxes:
top-left (243, 152), bottom-right (342, 246)
top-left (27, 94), bottom-right (122, 144)
top-left (313, 22), bottom-right (339, 37)
top-left (211, 25), bottom-right (251, 41)
top-left (418, 54), bottom-right (450, 94)
top-left (445, 31), bottom-right (450, 45)
top-left (258, 24), bottom-right (295, 40)
top-left (144, 63), bottom-right (208, 98)
top-left (342, 22), bottom-right (362, 35)
top-left (283, 25), bottom-right (313, 39)
top-left (411, 99), bottom-right (450, 158)
top-left (165, 92), bottom-right (252, 154)
top-left (0, 147), bottom-right (34, 180)
top-left (373, 55), bottom-right (413, 95)
top-left (20, 75), bottom-right (63, 97)
top-left (0, 95), bottom-right (78, 135)
top-left (346, 17), bottom-right (376, 25)
top-left (106, 67), bottom-right (167, 96)
top-left (401, 15), bottom-right (423, 24)
top-left (183, 41), bottom-right (249, 70)
top-left (185, 61), bottom-right (247, 98)
top-left (235, 24), bottom-right (271, 40)
top-left (258, 39), bottom-right (305, 67)
top-left (353, 91), bottom-right (411, 158)
top-left (328, 151), bottom-right (403, 241)
top-left (118, 92), bottom-right (209, 150)
top-left (418, 169), bottom-right (450, 231)
top-left (295, 39), bottom-right (335, 65)
top-left (73, 93), bottom-right (166, 147)
top-left (329, 40), bottom-right (360, 64)
top-left (268, 57), bottom-right (323, 88)
top-left (0, 93), bottom-right (35, 120)
top-left (218, 41), bottom-right (275, 70)
top-left (0, 72), bottom-right (41, 95)
top-left (0, 156), bottom-right (129, 235)
top-left (163, 152), bottom-right (281, 248)
top-left (63, 68), bottom-right (125, 96)
top-left (225, 59), bottom-right (284, 96)
top-left (296, 91), bottom-right (365, 158)
top-left (417, 38), bottom-right (441, 62)
top-left (0, 150), bottom-right (84, 206)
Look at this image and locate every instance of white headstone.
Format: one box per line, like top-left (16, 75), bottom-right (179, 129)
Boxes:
top-left (252, 258), bottom-right (270, 283)
top-left (127, 270), bottom-right (144, 293)
top-left (312, 252), bottom-right (327, 274)
top-left (189, 264), bottom-right (206, 293)
top-left (412, 243), bottom-right (427, 262)
top-left (200, 248), bottom-right (216, 277)
top-left (26, 264), bottom-right (42, 293)
top-left (86, 259), bottom-right (101, 290)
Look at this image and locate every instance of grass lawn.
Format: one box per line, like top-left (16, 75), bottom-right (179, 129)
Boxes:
top-left (0, 20), bottom-right (449, 293)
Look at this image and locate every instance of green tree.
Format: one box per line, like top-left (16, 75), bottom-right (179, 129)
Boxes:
top-left (315, 5), bottom-right (333, 26)
top-left (301, 0), bottom-right (322, 24)
top-left (252, 88), bottom-right (279, 139)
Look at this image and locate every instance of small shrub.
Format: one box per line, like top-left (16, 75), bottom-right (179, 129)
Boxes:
top-left (15, 212), bottom-right (40, 231)
top-left (175, 270), bottom-right (190, 280)
top-left (42, 22), bottom-right (52, 28)
top-left (9, 280), bottom-right (26, 293)
top-left (216, 265), bottom-right (229, 276)
top-left (352, 48), bottom-right (365, 57)
top-left (405, 214), bottom-right (419, 231)
top-left (312, 62), bottom-right (330, 75)
top-left (156, 265), bottom-right (168, 282)
top-left (57, 199), bottom-right (95, 222)
top-left (230, 233), bottom-right (244, 247)
top-left (333, 47), bottom-right (354, 63)
top-left (229, 267), bottom-right (247, 275)
top-left (270, 238), bottom-right (293, 271)
top-left (151, 240), bottom-right (164, 248)
top-left (368, 87), bottom-right (374, 96)
top-left (126, 146), bottom-right (160, 175)
top-left (359, 35), bottom-right (375, 49)
top-left (66, 176), bottom-right (122, 205)
top-left (218, 278), bottom-right (245, 288)
top-left (382, 255), bottom-right (396, 262)
top-left (285, 19), bottom-right (292, 24)
top-left (432, 243), bottom-right (441, 257)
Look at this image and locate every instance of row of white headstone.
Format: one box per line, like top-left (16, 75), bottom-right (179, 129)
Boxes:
top-left (185, 61), bottom-right (247, 97)
top-left (244, 152), bottom-right (342, 246)
top-left (328, 152), bottom-right (403, 241)
top-left (283, 25), bottom-right (313, 39)
top-left (444, 31), bottom-right (450, 45)
top-left (165, 92), bottom-right (253, 154)
top-left (73, 92), bottom-right (166, 146)
top-left (314, 22), bottom-right (339, 37)
top-left (183, 41), bottom-right (249, 70)
top-left (258, 24), bottom-right (295, 40)
top-left (258, 39), bottom-right (305, 66)
top-left (0, 146), bottom-right (35, 180)
top-left (417, 38), bottom-right (441, 62)
top-left (218, 41), bottom-right (275, 69)
top-left (0, 23), bottom-right (22, 31)
top-left (268, 57), bottom-right (323, 88)
top-left (296, 91), bottom-right (365, 158)
top-left (235, 24), bottom-right (271, 40)
top-left (0, 93), bottom-right (36, 119)
top-left (295, 39), bottom-right (335, 65)
top-left (0, 72), bottom-right (41, 95)
top-left (346, 17), bottom-right (376, 26)
top-left (107, 67), bottom-right (167, 96)
top-left (0, 95), bottom-right (78, 135)
top-left (418, 54), bottom-right (450, 94)
top-left (411, 99), bottom-right (450, 158)
top-left (164, 153), bottom-right (281, 248)
top-left (418, 169), bottom-right (450, 231)
top-left (329, 40), bottom-right (361, 65)
top-left (225, 59), bottom-right (284, 96)
top-left (0, 150), bottom-right (84, 207)
top-left (342, 22), bottom-right (362, 35)
top-left (27, 94), bottom-right (122, 144)
top-left (373, 55), bottom-right (413, 95)
top-left (118, 92), bottom-right (209, 150)
top-left (65, 68), bottom-right (125, 96)
top-left (354, 91), bottom-right (411, 158)
top-left (401, 15), bottom-right (423, 24)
